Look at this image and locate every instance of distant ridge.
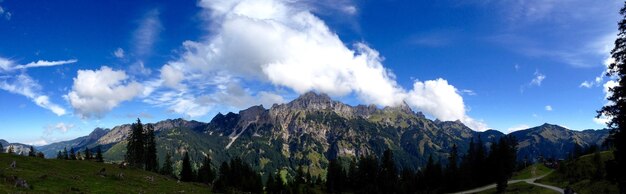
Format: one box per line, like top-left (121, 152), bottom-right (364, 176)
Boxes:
top-left (28, 92), bottom-right (608, 176)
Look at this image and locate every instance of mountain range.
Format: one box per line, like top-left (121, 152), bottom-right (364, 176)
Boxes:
top-left (0, 92), bottom-right (610, 177)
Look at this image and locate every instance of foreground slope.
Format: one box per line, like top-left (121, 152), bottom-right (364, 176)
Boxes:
top-left (536, 151), bottom-right (618, 193)
top-left (0, 153), bottom-right (210, 193)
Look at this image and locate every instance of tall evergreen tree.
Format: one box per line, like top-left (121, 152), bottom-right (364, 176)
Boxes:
top-left (494, 135), bottom-right (518, 193)
top-left (197, 155), bottom-right (216, 184)
top-left (0, 143), bottom-right (3, 153)
top-left (266, 172), bottom-right (278, 193)
top-left (69, 147), bottom-right (77, 160)
top-left (62, 147), bottom-right (68, 160)
top-left (28, 146), bottom-right (35, 157)
top-left (161, 152), bottom-right (174, 177)
top-left (95, 145), bottom-right (104, 162)
top-left (326, 158), bottom-right (343, 193)
top-left (180, 151), bottom-right (194, 182)
top-left (355, 155), bottom-right (379, 193)
top-left (598, 3), bottom-right (626, 192)
top-left (424, 155), bottom-right (443, 192)
top-left (126, 118), bottom-right (145, 168)
top-left (215, 161), bottom-right (230, 192)
top-left (84, 147), bottom-right (92, 160)
top-left (57, 151), bottom-right (63, 159)
top-left (379, 149), bottom-right (398, 192)
top-left (144, 124), bottom-right (158, 172)
top-left (446, 144), bottom-right (460, 192)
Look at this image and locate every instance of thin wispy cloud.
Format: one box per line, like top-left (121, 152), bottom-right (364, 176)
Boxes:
top-left (0, 74), bottom-right (66, 116)
top-left (0, 58), bottom-right (77, 72)
top-left (530, 71), bottom-right (546, 86)
top-left (545, 105), bottom-right (552, 111)
top-left (113, 48), bottom-right (125, 58)
top-left (133, 9), bottom-right (162, 57)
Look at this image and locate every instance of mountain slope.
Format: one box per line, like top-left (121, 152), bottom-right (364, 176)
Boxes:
top-left (511, 124), bottom-right (609, 160)
top-left (30, 92), bottom-right (609, 178)
top-left (37, 128), bottom-right (110, 157)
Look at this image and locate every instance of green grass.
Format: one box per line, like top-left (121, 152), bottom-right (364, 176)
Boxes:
top-left (536, 151), bottom-right (618, 194)
top-left (512, 163), bottom-right (552, 179)
top-left (476, 182), bottom-right (559, 194)
top-left (0, 153), bottom-right (211, 193)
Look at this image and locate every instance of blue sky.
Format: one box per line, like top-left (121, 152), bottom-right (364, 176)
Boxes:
top-left (0, 0), bottom-right (621, 145)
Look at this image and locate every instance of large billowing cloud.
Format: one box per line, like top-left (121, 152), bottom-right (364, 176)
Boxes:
top-left (150, 0), bottom-right (487, 130)
top-left (66, 66), bottom-right (144, 118)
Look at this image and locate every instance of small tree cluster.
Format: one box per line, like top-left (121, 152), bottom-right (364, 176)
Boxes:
top-left (214, 157), bottom-right (263, 193)
top-left (125, 118), bottom-right (158, 171)
top-left (27, 146), bottom-right (44, 158)
top-left (322, 136), bottom-right (518, 193)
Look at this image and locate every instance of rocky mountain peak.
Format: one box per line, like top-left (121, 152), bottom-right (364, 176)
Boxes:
top-left (288, 91), bottom-right (334, 110)
top-left (382, 101), bottom-right (414, 115)
top-left (87, 128), bottom-right (110, 140)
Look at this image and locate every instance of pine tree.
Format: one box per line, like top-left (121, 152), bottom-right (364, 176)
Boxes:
top-left (278, 172), bottom-right (287, 191)
top-left (63, 147), bottom-right (68, 160)
top-left (126, 118), bottom-right (145, 168)
top-left (0, 142), bottom-right (3, 153)
top-left (215, 161), bottom-right (230, 192)
top-left (69, 147), bottom-right (77, 160)
top-left (266, 172), bottom-right (277, 193)
top-left (197, 155), bottom-right (216, 184)
top-left (180, 151), bottom-right (194, 182)
top-left (84, 147), bottom-right (92, 160)
top-left (326, 158), bottom-right (344, 193)
top-left (161, 152), bottom-right (174, 177)
top-left (379, 149), bottom-right (398, 192)
top-left (493, 135), bottom-right (518, 193)
top-left (306, 168), bottom-right (313, 185)
top-left (599, 3), bottom-right (626, 192)
top-left (28, 146), bottom-right (35, 157)
top-left (144, 124), bottom-right (158, 172)
top-left (296, 166), bottom-right (305, 184)
top-left (424, 155), bottom-right (443, 192)
top-left (356, 155), bottom-right (379, 193)
top-left (95, 145), bottom-right (104, 162)
top-left (57, 151), bottom-right (63, 159)
top-left (446, 144), bottom-right (460, 192)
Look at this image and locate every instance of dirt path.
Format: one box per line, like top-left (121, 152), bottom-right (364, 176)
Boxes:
top-left (452, 170), bottom-right (564, 194)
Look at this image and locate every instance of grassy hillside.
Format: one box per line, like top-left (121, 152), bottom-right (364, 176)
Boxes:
top-left (0, 153), bottom-right (211, 193)
top-left (512, 163), bottom-right (552, 179)
top-left (536, 151), bottom-right (618, 194)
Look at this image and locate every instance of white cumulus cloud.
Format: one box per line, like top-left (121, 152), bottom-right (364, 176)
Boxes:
top-left (149, 0), bottom-right (486, 130)
top-left (160, 64), bottom-right (185, 89)
top-left (66, 66), bottom-right (144, 118)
